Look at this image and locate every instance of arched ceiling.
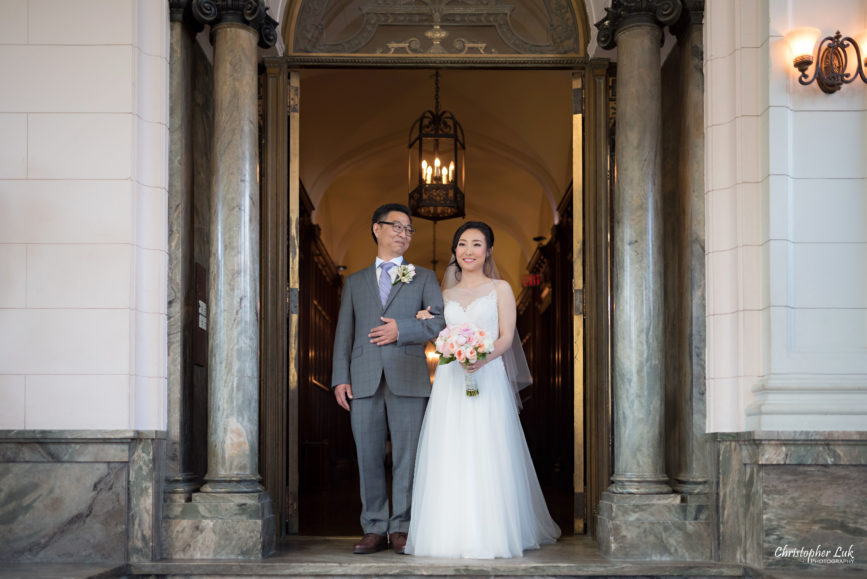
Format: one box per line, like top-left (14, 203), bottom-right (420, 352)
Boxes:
top-left (300, 68), bottom-right (572, 290)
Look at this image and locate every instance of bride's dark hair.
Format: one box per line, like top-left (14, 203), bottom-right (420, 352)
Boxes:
top-left (450, 221), bottom-right (495, 280)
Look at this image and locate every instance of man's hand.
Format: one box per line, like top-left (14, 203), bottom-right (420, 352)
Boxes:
top-left (369, 317), bottom-right (398, 346)
top-left (334, 383), bottom-right (353, 411)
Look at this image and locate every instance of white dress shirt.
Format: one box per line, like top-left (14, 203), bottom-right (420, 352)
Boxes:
top-left (375, 256), bottom-right (403, 285)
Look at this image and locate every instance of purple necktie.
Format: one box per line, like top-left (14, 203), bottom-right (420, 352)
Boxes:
top-left (379, 262), bottom-right (395, 306)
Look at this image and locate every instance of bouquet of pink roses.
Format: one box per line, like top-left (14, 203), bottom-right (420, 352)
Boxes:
top-left (434, 322), bottom-right (495, 396)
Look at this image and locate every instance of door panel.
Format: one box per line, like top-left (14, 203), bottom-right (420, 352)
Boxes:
top-left (297, 192), bottom-right (358, 535)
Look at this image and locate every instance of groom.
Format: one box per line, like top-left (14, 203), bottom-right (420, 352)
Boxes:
top-left (332, 203), bottom-right (445, 554)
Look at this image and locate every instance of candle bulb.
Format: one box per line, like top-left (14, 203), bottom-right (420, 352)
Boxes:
top-left (448, 161), bottom-right (454, 182)
top-left (442, 167), bottom-right (448, 183)
top-left (434, 157), bottom-right (441, 169)
top-left (426, 165), bottom-right (432, 184)
top-left (421, 159), bottom-right (428, 175)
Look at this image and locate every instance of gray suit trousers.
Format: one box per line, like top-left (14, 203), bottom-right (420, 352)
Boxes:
top-left (350, 375), bottom-right (427, 535)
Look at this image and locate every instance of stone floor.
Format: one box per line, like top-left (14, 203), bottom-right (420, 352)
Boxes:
top-left (1, 536), bottom-right (862, 578)
top-left (0, 564), bottom-right (125, 579)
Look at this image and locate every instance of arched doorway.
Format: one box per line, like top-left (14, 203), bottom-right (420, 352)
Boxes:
top-left (258, 0), bottom-right (612, 540)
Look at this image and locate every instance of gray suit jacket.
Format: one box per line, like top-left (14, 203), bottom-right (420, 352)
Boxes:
top-left (331, 260), bottom-right (445, 398)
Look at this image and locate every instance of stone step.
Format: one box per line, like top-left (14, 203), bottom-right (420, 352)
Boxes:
top-left (127, 561), bottom-right (746, 578)
top-left (0, 536), bottom-right (754, 579)
top-left (125, 537), bottom-right (746, 578)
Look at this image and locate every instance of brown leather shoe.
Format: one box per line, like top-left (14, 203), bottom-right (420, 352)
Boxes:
top-left (389, 532), bottom-right (408, 555)
top-left (353, 533), bottom-right (388, 554)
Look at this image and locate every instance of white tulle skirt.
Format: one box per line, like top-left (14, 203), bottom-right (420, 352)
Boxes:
top-left (406, 357), bottom-right (561, 559)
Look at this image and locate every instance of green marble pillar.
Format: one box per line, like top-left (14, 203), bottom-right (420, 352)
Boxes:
top-left (594, 1), bottom-right (712, 560)
top-left (673, 3), bottom-right (708, 496)
top-left (201, 20), bottom-right (262, 497)
top-left (163, 1), bottom-right (277, 559)
top-left (608, 20), bottom-right (671, 497)
top-left (166, 1), bottom-right (200, 501)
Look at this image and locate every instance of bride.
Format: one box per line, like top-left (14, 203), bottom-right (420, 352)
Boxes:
top-left (405, 221), bottom-right (561, 559)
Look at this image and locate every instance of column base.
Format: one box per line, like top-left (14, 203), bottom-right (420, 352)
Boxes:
top-left (200, 473), bottom-right (265, 494)
top-left (608, 473), bottom-right (672, 494)
top-left (165, 474), bottom-right (200, 502)
top-left (672, 476), bottom-right (710, 495)
top-left (162, 491), bottom-right (275, 559)
top-left (596, 492), bottom-right (712, 561)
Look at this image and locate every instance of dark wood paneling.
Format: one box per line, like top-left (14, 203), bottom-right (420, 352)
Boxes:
top-left (517, 186), bottom-right (575, 534)
top-left (297, 189), bottom-right (356, 535)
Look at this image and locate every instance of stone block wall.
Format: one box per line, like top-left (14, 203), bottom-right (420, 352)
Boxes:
top-left (0, 431), bottom-right (164, 563)
top-left (715, 431), bottom-right (867, 572)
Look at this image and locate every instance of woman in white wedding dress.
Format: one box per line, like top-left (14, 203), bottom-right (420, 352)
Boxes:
top-left (405, 222), bottom-right (560, 559)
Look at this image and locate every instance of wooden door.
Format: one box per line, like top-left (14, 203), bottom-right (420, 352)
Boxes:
top-left (296, 189), bottom-right (359, 535)
top-left (516, 186), bottom-right (578, 534)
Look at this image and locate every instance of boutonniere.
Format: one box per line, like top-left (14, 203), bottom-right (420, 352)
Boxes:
top-left (393, 264), bottom-right (416, 285)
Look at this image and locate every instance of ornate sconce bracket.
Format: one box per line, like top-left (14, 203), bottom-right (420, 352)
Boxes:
top-left (794, 31), bottom-right (867, 94)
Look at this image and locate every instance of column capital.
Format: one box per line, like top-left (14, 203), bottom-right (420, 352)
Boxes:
top-left (682, 0), bottom-right (705, 19)
top-left (671, 0), bottom-right (704, 38)
top-left (595, 0), bottom-right (683, 50)
top-left (169, 0), bottom-right (205, 34)
top-left (192, 0), bottom-right (278, 48)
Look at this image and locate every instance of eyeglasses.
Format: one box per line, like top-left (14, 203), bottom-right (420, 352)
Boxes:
top-left (377, 221), bottom-right (416, 236)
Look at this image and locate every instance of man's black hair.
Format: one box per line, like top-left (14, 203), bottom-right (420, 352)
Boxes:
top-left (371, 203), bottom-right (412, 243)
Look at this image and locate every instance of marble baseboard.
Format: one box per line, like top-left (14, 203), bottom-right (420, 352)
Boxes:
top-left (162, 491), bottom-right (275, 559)
top-left (0, 430), bottom-right (165, 564)
top-left (715, 431), bottom-right (867, 572)
top-left (596, 492), bottom-right (712, 561)
top-left (762, 465), bottom-right (866, 569)
top-left (0, 462), bottom-right (127, 562)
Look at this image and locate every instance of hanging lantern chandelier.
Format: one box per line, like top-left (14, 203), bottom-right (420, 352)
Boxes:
top-left (408, 70), bottom-right (466, 222)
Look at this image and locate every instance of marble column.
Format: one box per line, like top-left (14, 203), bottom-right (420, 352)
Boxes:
top-left (673, 0), bottom-right (708, 496)
top-left (197, 1), bottom-right (270, 497)
top-left (602, 3), bottom-right (676, 497)
top-left (162, 0), bottom-right (277, 559)
top-left (166, 0), bottom-right (201, 500)
top-left (594, 1), bottom-right (711, 560)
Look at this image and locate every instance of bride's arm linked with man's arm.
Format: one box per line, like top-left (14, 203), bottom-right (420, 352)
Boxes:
top-left (392, 266), bottom-right (445, 346)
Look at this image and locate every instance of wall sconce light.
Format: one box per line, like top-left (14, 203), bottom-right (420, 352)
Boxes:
top-left (786, 28), bottom-right (867, 94)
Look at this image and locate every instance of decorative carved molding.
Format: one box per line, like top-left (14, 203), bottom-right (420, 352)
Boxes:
top-left (294, 0), bottom-right (581, 56)
top-left (281, 54), bottom-right (586, 69)
top-left (191, 0), bottom-right (278, 48)
top-left (594, 0), bottom-right (683, 50)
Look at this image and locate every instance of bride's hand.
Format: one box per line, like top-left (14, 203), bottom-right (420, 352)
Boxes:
top-left (466, 359), bottom-right (486, 373)
top-left (416, 306), bottom-right (433, 320)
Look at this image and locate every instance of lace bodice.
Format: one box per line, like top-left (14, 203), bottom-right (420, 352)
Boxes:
top-left (443, 283), bottom-right (499, 339)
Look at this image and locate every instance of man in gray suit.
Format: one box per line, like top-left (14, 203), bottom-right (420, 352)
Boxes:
top-left (332, 203), bottom-right (445, 554)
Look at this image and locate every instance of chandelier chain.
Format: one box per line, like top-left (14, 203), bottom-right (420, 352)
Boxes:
top-left (434, 69), bottom-right (440, 114)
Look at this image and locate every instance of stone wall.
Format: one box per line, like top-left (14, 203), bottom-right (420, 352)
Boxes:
top-left (0, 430), bottom-right (164, 563)
top-left (715, 431), bottom-right (867, 571)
